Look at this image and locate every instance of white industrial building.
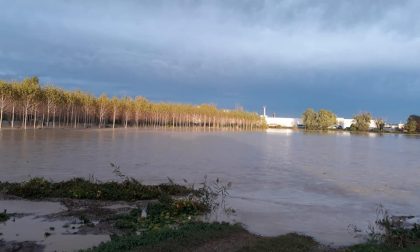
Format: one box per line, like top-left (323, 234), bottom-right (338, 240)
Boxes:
top-left (262, 107), bottom-right (302, 128)
top-left (264, 116), bottom-right (303, 128)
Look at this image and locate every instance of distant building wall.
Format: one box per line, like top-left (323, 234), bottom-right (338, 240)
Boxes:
top-left (369, 120), bottom-right (377, 129)
top-left (336, 118), bottom-right (354, 129)
top-left (264, 116), bottom-right (302, 128)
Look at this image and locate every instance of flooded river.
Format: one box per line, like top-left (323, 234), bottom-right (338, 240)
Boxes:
top-left (1, 128), bottom-right (420, 248)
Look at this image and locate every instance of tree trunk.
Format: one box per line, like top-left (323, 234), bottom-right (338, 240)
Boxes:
top-left (24, 106), bottom-right (28, 129)
top-left (112, 109), bottom-right (116, 129)
top-left (33, 108), bottom-right (37, 129)
top-left (53, 108), bottom-right (56, 128)
top-left (11, 105), bottom-right (15, 128)
top-left (47, 104), bottom-right (50, 127)
top-left (0, 106), bottom-right (3, 129)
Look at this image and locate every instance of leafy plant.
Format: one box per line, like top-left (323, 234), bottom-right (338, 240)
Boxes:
top-left (195, 176), bottom-right (235, 219)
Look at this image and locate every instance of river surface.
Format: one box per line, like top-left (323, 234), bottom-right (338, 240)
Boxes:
top-left (1, 128), bottom-right (420, 246)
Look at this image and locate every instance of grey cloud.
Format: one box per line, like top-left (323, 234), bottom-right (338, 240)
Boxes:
top-left (0, 0), bottom-right (419, 120)
top-left (2, 0), bottom-right (420, 76)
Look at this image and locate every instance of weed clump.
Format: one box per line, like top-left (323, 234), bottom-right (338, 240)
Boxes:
top-left (373, 208), bottom-right (420, 248)
top-left (0, 210), bottom-right (10, 222)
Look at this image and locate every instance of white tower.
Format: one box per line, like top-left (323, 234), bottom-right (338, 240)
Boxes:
top-left (263, 106), bottom-right (267, 117)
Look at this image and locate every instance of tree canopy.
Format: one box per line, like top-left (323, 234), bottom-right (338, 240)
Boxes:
top-left (406, 115), bottom-right (419, 133)
top-left (302, 108), bottom-right (337, 130)
top-left (351, 112), bottom-right (372, 131)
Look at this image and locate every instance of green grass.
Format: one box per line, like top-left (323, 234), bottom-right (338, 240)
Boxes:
top-left (84, 222), bottom-right (244, 252)
top-left (112, 194), bottom-right (208, 232)
top-left (85, 222), bottom-right (324, 252)
top-left (238, 233), bottom-right (319, 252)
top-left (0, 177), bottom-right (194, 201)
top-left (91, 193), bottom-right (322, 252)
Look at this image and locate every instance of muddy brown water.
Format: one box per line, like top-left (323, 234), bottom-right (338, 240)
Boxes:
top-left (0, 199), bottom-right (110, 251)
top-left (1, 128), bottom-right (420, 249)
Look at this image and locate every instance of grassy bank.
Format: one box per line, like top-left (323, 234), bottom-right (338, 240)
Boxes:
top-left (2, 178), bottom-right (420, 252)
top-left (84, 221), bottom-right (420, 252)
top-left (0, 177), bottom-right (194, 201)
top-left (84, 222), bottom-right (323, 252)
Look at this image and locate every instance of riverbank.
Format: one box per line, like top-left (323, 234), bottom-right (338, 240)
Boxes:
top-left (1, 178), bottom-right (420, 251)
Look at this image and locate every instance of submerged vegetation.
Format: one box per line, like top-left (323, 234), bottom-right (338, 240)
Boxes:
top-left (0, 77), bottom-right (264, 130)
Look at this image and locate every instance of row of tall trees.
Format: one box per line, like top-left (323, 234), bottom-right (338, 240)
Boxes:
top-left (0, 77), bottom-right (264, 130)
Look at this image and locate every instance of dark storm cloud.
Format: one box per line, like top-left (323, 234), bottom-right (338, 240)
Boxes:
top-left (0, 0), bottom-right (419, 120)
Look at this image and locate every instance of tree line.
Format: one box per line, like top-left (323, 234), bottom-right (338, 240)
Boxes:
top-left (0, 77), bottom-right (265, 130)
top-left (301, 108), bottom-right (390, 132)
top-left (302, 108), bottom-right (418, 133)
top-left (302, 109), bottom-right (383, 132)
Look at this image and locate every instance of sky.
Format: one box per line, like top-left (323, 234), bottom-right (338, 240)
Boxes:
top-left (0, 0), bottom-right (419, 122)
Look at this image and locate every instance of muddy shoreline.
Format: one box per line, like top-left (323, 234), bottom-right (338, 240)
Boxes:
top-left (2, 179), bottom-right (420, 252)
top-left (0, 177), bottom-right (212, 251)
top-left (0, 195), bottom-right (322, 252)
top-left (0, 196), bottom-right (139, 251)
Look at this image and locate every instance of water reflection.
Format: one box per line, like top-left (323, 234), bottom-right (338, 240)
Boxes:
top-left (265, 128), bottom-right (295, 135)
